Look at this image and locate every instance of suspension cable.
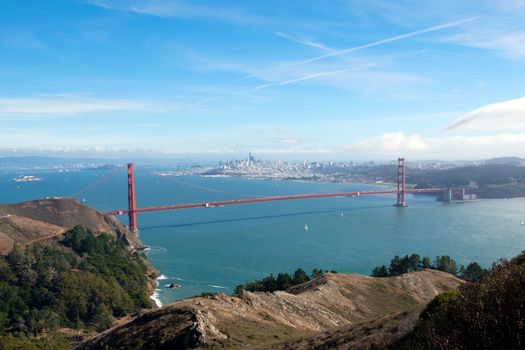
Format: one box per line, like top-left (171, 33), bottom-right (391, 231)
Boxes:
top-left (70, 165), bottom-right (124, 198)
top-left (135, 165), bottom-right (267, 198)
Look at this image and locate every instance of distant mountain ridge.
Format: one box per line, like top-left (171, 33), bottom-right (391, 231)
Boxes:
top-left (483, 156), bottom-right (525, 166)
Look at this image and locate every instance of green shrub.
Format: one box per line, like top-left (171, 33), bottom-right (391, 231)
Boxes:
top-left (398, 251), bottom-right (525, 349)
top-left (234, 267), bottom-right (332, 294)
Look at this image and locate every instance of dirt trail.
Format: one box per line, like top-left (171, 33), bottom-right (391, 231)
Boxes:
top-left (23, 227), bottom-right (66, 246)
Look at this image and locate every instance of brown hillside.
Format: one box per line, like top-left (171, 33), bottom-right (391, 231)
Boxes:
top-left (0, 197), bottom-right (143, 253)
top-left (76, 270), bottom-right (463, 350)
top-left (0, 215), bottom-right (65, 254)
top-left (257, 309), bottom-right (422, 350)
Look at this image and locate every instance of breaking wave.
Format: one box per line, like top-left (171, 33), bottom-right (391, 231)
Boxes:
top-left (208, 285), bottom-right (228, 289)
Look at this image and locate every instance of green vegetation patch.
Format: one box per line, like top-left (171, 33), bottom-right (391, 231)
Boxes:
top-left (234, 268), bottom-right (336, 294)
top-left (0, 225), bottom-right (151, 342)
top-left (372, 253), bottom-right (488, 281)
top-left (0, 335), bottom-right (69, 350)
top-left (398, 251), bottom-right (525, 349)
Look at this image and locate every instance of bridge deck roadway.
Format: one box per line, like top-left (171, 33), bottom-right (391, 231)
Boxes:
top-left (104, 188), bottom-right (445, 215)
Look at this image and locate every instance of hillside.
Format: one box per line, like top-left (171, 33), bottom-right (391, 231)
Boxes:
top-left (0, 197), bottom-right (143, 254)
top-left (0, 226), bottom-right (156, 349)
top-left (395, 251), bottom-right (525, 349)
top-left (76, 270), bottom-right (462, 350)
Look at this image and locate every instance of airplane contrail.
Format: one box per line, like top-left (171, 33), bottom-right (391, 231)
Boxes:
top-left (272, 17), bottom-right (479, 71)
top-left (168, 17), bottom-right (479, 106)
top-left (254, 63), bottom-right (377, 91)
top-left (184, 63), bottom-right (374, 109)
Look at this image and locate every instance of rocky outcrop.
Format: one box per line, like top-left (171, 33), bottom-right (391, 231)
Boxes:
top-left (76, 270), bottom-right (463, 350)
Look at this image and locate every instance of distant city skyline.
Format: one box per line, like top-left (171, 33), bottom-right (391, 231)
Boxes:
top-left (1, 0), bottom-right (525, 160)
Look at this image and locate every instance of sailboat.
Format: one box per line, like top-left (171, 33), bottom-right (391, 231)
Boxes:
top-left (341, 213), bottom-right (344, 217)
top-left (304, 224), bottom-right (309, 231)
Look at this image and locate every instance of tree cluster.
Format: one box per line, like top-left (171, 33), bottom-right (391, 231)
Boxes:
top-left (0, 225), bottom-right (151, 342)
top-left (397, 251), bottom-right (525, 349)
top-left (234, 268), bottom-right (336, 294)
top-left (372, 253), bottom-right (488, 281)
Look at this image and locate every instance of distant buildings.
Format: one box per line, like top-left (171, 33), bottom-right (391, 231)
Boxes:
top-left (443, 188), bottom-right (477, 201)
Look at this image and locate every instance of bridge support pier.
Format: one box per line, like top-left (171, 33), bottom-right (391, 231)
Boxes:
top-left (127, 163), bottom-right (138, 233)
top-left (396, 157), bottom-right (407, 207)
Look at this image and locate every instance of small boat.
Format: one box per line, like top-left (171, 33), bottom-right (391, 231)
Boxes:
top-left (341, 213), bottom-right (344, 217)
top-left (522, 221), bottom-right (524, 226)
top-left (304, 224), bottom-right (309, 231)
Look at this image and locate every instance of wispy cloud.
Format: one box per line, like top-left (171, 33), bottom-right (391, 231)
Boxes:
top-left (445, 29), bottom-right (525, 60)
top-left (274, 32), bottom-right (331, 51)
top-left (87, 0), bottom-right (257, 25)
top-left (353, 1), bottom-right (525, 61)
top-left (188, 64), bottom-right (376, 108)
top-left (254, 64), bottom-right (377, 91)
top-left (201, 17), bottom-right (475, 81)
top-left (263, 68), bottom-right (351, 88)
top-left (167, 18), bottom-right (472, 104)
top-left (447, 2), bottom-right (525, 60)
top-left (275, 17), bottom-right (478, 71)
top-left (444, 96), bottom-right (525, 131)
top-left (0, 94), bottom-right (156, 117)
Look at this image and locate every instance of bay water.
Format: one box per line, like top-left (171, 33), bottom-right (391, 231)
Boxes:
top-left (1, 168), bottom-right (525, 306)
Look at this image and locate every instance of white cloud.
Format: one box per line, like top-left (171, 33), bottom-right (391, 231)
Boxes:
top-left (346, 132), bottom-right (525, 159)
top-left (347, 132), bottom-right (431, 153)
top-left (445, 96), bottom-right (525, 131)
top-left (445, 29), bottom-right (525, 60)
top-left (0, 95), bottom-right (155, 117)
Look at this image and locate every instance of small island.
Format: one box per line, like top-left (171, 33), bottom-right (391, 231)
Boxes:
top-left (12, 175), bottom-right (43, 182)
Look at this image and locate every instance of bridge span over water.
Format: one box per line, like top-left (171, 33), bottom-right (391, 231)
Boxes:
top-left (96, 158), bottom-right (446, 233)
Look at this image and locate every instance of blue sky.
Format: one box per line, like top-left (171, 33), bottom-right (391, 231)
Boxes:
top-left (1, 0), bottom-right (525, 160)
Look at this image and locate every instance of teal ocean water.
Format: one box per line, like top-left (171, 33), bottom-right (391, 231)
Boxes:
top-left (1, 168), bottom-right (525, 306)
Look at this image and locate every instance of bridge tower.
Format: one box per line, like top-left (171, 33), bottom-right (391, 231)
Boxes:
top-left (396, 157), bottom-right (407, 207)
top-left (127, 163), bottom-right (138, 233)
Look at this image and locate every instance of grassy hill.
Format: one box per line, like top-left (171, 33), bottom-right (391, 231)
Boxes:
top-left (76, 270), bottom-right (462, 350)
top-left (0, 197), bottom-right (144, 254)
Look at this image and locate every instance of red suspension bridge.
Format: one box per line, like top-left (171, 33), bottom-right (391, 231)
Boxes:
top-left (95, 158), bottom-right (446, 233)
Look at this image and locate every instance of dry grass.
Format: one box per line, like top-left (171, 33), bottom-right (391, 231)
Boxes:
top-left (76, 270), bottom-right (462, 350)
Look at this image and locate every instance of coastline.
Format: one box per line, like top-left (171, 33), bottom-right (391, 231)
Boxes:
top-left (150, 274), bottom-right (168, 308)
top-left (151, 288), bottom-right (162, 308)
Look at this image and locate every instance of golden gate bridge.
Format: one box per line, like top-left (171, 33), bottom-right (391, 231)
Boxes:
top-left (78, 158), bottom-right (446, 233)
